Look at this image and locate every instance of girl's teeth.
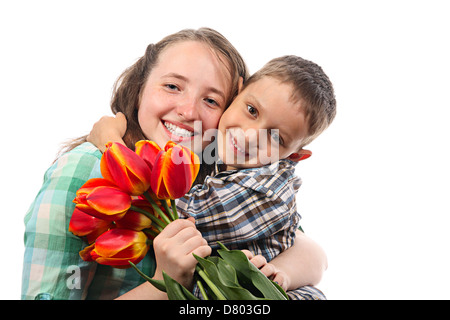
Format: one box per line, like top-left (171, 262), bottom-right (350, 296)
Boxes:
top-left (164, 122), bottom-right (194, 137)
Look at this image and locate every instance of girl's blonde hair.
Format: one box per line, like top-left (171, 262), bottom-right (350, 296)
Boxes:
top-left (60, 28), bottom-right (249, 154)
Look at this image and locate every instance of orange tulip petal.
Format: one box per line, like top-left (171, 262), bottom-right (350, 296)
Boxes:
top-left (69, 208), bottom-right (111, 236)
top-left (150, 150), bottom-right (170, 199)
top-left (86, 187), bottom-right (131, 214)
top-left (135, 140), bottom-right (161, 171)
top-left (163, 146), bottom-right (195, 198)
top-left (94, 229), bottom-right (146, 258)
top-left (79, 243), bottom-right (96, 261)
top-left (79, 178), bottom-right (118, 190)
top-left (115, 210), bottom-right (152, 231)
top-left (93, 244), bottom-right (149, 268)
top-left (150, 142), bottom-right (200, 199)
top-left (101, 142), bottom-right (152, 196)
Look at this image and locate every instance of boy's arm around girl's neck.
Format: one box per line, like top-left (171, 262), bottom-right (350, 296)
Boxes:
top-left (270, 230), bottom-right (328, 289)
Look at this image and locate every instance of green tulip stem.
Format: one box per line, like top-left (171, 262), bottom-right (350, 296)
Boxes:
top-left (170, 199), bottom-right (179, 220)
top-left (143, 228), bottom-right (159, 239)
top-left (143, 192), bottom-right (172, 226)
top-left (196, 279), bottom-right (209, 300)
top-left (159, 199), bottom-right (175, 221)
top-left (129, 205), bottom-right (166, 230)
top-left (195, 266), bottom-right (226, 300)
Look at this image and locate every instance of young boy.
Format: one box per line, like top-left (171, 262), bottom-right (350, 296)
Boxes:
top-left (177, 55), bottom-right (335, 280)
top-left (89, 55), bottom-right (336, 299)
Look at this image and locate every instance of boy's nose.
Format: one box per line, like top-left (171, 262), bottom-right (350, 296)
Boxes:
top-left (245, 128), bottom-right (258, 143)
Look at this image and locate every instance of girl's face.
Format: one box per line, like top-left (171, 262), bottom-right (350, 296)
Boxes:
top-left (138, 41), bottom-right (232, 154)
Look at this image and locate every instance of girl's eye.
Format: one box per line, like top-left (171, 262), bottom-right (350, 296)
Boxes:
top-left (205, 98), bottom-right (219, 107)
top-left (247, 105), bottom-right (258, 117)
top-left (165, 84), bottom-right (179, 91)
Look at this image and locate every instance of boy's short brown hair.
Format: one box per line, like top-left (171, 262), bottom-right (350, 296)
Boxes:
top-left (244, 55), bottom-right (336, 147)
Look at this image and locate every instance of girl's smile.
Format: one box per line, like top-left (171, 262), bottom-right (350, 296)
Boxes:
top-left (161, 120), bottom-right (197, 142)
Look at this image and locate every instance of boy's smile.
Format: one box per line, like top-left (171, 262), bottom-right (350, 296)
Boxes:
top-left (217, 76), bottom-right (309, 170)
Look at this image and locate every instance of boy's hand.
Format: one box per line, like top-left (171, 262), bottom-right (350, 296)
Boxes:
top-left (87, 112), bottom-right (127, 152)
top-left (153, 218), bottom-right (211, 290)
top-left (241, 250), bottom-right (290, 291)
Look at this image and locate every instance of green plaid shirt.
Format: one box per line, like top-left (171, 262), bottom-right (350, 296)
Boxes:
top-left (21, 142), bottom-right (155, 300)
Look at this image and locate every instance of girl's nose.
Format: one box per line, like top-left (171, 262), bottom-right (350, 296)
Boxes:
top-left (176, 98), bottom-right (200, 121)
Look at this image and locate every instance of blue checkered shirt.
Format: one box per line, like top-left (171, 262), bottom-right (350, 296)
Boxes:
top-left (177, 159), bottom-right (301, 261)
top-left (177, 160), bottom-right (326, 299)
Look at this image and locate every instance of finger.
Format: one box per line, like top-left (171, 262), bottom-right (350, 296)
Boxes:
top-left (158, 219), bottom-right (196, 238)
top-left (186, 217), bottom-right (195, 224)
top-left (174, 227), bottom-right (204, 248)
top-left (272, 272), bottom-right (288, 291)
top-left (259, 263), bottom-right (276, 278)
top-left (241, 249), bottom-right (253, 260)
top-left (249, 255), bottom-right (267, 269)
top-left (172, 237), bottom-right (210, 265)
top-left (192, 243), bottom-right (212, 259)
top-left (115, 112), bottom-right (127, 133)
top-left (115, 111), bottom-right (125, 120)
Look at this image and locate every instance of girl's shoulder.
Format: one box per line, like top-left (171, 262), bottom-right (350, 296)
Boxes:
top-left (24, 144), bottom-right (103, 227)
top-left (44, 142), bottom-right (103, 188)
top-left (66, 141), bottom-right (103, 160)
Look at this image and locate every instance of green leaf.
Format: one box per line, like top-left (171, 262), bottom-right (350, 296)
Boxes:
top-left (216, 258), bottom-right (239, 287)
top-left (194, 256), bottom-right (227, 300)
top-left (163, 271), bottom-right (199, 300)
top-left (194, 254), bottom-right (264, 300)
top-left (271, 279), bottom-right (289, 298)
top-left (129, 261), bottom-right (167, 292)
top-left (216, 242), bottom-right (288, 300)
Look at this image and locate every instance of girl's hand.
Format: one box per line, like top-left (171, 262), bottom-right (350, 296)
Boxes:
top-left (153, 218), bottom-right (211, 289)
top-left (241, 250), bottom-right (290, 291)
top-left (87, 112), bottom-right (127, 152)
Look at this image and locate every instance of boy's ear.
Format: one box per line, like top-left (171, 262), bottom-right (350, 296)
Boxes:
top-left (237, 76), bottom-right (244, 93)
top-left (287, 149), bottom-right (312, 162)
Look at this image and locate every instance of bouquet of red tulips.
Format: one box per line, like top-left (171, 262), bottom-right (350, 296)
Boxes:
top-left (69, 140), bottom-right (287, 300)
top-left (69, 140), bottom-right (199, 268)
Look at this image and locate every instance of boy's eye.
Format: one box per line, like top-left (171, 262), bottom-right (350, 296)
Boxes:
top-left (247, 105), bottom-right (258, 117)
top-left (269, 129), bottom-right (283, 146)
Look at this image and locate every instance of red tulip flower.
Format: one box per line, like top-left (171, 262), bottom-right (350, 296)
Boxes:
top-left (101, 142), bottom-right (152, 196)
top-left (79, 229), bottom-right (149, 268)
top-left (150, 141), bottom-right (200, 199)
top-left (71, 140), bottom-right (200, 271)
top-left (73, 178), bottom-right (132, 221)
top-left (115, 199), bottom-right (153, 231)
top-left (69, 208), bottom-right (113, 244)
top-left (135, 140), bottom-right (161, 171)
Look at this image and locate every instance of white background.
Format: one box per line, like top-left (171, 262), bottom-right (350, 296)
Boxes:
top-left (1, 0), bottom-right (449, 300)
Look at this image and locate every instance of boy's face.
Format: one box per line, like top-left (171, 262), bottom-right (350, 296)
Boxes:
top-left (217, 76), bottom-right (309, 169)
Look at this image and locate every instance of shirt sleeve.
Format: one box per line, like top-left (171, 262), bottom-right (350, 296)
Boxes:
top-left (176, 160), bottom-right (301, 261)
top-left (21, 143), bottom-right (102, 300)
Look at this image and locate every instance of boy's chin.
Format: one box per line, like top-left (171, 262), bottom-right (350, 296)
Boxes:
top-left (221, 158), bottom-right (268, 170)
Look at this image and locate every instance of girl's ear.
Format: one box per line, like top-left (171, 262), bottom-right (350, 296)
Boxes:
top-left (287, 149), bottom-right (312, 162)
